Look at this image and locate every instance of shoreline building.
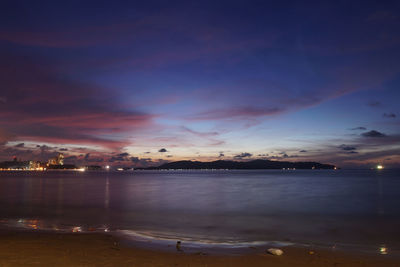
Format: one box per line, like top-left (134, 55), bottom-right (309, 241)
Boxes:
top-left (0, 157), bottom-right (30, 170)
top-left (47, 153), bottom-right (64, 166)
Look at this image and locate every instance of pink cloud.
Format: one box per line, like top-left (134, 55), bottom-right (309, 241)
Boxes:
top-left (0, 52), bottom-right (156, 150)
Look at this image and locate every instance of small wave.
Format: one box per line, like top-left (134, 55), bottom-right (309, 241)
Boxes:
top-left (117, 229), bottom-right (293, 248)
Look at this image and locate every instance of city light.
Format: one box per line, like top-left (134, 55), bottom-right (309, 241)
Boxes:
top-left (0, 154), bottom-right (98, 172)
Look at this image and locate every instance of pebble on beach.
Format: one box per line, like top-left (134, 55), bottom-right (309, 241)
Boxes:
top-left (267, 248), bottom-right (284, 256)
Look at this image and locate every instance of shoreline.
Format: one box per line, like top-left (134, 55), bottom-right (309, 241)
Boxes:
top-left (0, 230), bottom-right (398, 266)
top-left (2, 223), bottom-right (396, 256)
top-left (2, 221), bottom-right (398, 257)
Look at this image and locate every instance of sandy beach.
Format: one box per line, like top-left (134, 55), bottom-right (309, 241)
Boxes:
top-left (0, 231), bottom-right (398, 267)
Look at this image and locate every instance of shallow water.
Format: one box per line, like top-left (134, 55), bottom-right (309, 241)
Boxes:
top-left (0, 169), bottom-right (399, 254)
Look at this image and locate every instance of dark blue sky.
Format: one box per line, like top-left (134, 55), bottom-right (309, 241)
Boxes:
top-left (0, 0), bottom-right (399, 168)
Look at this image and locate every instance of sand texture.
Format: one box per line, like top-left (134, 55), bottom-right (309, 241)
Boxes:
top-left (0, 231), bottom-right (398, 267)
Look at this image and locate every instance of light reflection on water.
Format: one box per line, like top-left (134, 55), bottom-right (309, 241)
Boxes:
top-left (0, 169), bottom-right (399, 254)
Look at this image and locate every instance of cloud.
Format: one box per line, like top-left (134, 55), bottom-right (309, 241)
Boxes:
top-left (11, 124), bottom-right (130, 149)
top-left (191, 107), bottom-right (283, 120)
top-left (335, 148), bottom-right (400, 168)
top-left (361, 130), bottom-right (386, 138)
top-left (0, 143), bottom-right (61, 162)
top-left (299, 150), bottom-right (307, 153)
top-left (350, 127), bottom-right (367, 130)
top-left (130, 157), bottom-right (140, 163)
top-left (383, 113), bottom-right (396, 118)
top-left (0, 129), bottom-right (12, 145)
top-left (0, 51), bottom-right (154, 150)
top-left (182, 126), bottom-right (218, 137)
top-left (368, 101), bottom-right (382, 107)
top-left (304, 131), bottom-right (400, 168)
top-left (186, 69), bottom-right (379, 123)
top-left (109, 152), bottom-right (131, 162)
top-left (339, 144), bottom-right (357, 151)
top-left (180, 126), bottom-right (223, 147)
top-left (158, 148), bottom-right (167, 153)
top-left (218, 152), bottom-right (225, 157)
top-left (87, 157), bottom-right (104, 163)
top-left (233, 152), bottom-right (252, 159)
top-left (14, 143), bottom-right (24, 148)
top-left (0, 20), bottom-right (153, 48)
top-left (1, 2), bottom-right (399, 168)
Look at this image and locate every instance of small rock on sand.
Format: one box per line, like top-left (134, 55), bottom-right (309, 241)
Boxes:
top-left (267, 248), bottom-right (283, 256)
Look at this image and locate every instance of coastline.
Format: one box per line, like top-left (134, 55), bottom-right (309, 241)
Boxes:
top-left (0, 230), bottom-right (398, 266)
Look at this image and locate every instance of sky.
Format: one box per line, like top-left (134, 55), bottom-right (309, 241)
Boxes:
top-left (0, 0), bottom-right (399, 168)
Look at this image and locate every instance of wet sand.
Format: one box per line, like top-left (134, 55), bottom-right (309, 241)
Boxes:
top-left (0, 231), bottom-right (398, 267)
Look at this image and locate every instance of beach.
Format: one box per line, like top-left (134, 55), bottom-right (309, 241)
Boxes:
top-left (0, 231), bottom-right (397, 267)
top-left (1, 170), bottom-right (399, 266)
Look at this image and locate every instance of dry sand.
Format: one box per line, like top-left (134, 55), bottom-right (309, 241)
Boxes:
top-left (0, 231), bottom-right (398, 266)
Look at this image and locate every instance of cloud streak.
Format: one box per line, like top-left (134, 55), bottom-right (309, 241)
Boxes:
top-left (0, 52), bottom-right (154, 150)
top-left (361, 130), bottom-right (386, 138)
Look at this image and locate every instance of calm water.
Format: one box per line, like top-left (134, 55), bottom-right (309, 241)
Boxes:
top-left (0, 170), bottom-right (399, 253)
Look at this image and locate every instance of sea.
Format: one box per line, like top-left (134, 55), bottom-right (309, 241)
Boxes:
top-left (0, 169), bottom-right (399, 255)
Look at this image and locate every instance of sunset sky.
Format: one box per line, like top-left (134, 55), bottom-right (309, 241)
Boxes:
top-left (1, 0), bottom-right (399, 168)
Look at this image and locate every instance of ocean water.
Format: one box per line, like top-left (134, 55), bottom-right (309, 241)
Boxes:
top-left (0, 169), bottom-right (399, 254)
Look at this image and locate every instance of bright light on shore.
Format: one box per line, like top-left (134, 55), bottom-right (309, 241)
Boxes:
top-left (377, 165), bottom-right (384, 170)
top-left (105, 165), bottom-right (110, 170)
top-left (78, 168), bottom-right (86, 172)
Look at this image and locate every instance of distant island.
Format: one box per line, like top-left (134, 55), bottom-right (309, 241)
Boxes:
top-left (138, 160), bottom-right (336, 170)
top-left (0, 155), bottom-right (336, 172)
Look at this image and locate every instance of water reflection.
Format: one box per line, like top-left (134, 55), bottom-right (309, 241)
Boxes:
top-left (105, 177), bottom-right (110, 209)
top-left (0, 170), bottom-right (399, 255)
top-left (56, 178), bottom-right (64, 215)
top-left (12, 218), bottom-right (110, 233)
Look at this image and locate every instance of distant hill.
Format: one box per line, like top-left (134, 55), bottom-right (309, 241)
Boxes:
top-left (140, 159), bottom-right (335, 170)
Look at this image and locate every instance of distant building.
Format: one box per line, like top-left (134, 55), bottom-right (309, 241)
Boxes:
top-left (0, 157), bottom-right (30, 170)
top-left (58, 153), bottom-right (64, 165)
top-left (47, 153), bottom-right (64, 166)
top-left (29, 161), bottom-right (42, 169)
